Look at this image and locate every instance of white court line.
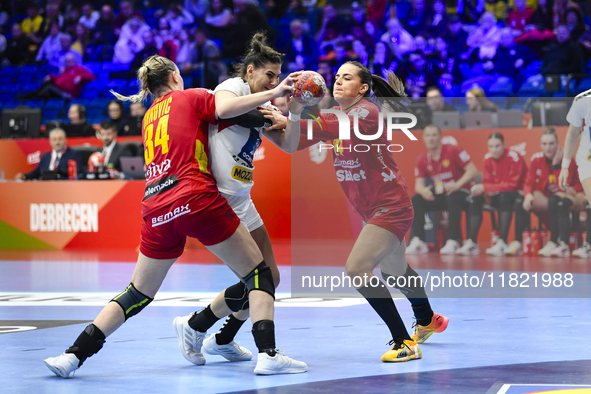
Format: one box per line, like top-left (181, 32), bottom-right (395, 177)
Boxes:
top-left (0, 292), bottom-right (368, 308)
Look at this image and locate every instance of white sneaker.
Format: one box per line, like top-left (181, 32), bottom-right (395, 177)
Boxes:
top-left (173, 313), bottom-right (206, 365)
top-left (486, 239), bottom-right (508, 256)
top-left (254, 350), bottom-right (308, 375)
top-left (505, 241), bottom-right (523, 256)
top-left (456, 239), bottom-right (480, 255)
top-left (44, 352), bottom-right (80, 378)
top-left (549, 241), bottom-right (570, 257)
top-left (538, 241), bottom-right (558, 257)
top-left (406, 237), bottom-right (429, 254)
top-left (202, 334), bottom-right (253, 361)
top-left (439, 239), bottom-right (460, 254)
top-left (572, 242), bottom-right (591, 258)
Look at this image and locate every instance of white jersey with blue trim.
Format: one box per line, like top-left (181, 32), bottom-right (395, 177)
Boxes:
top-left (209, 77), bottom-right (269, 196)
top-left (567, 89), bottom-right (591, 164)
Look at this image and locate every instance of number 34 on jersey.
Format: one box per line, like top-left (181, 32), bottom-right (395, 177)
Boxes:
top-left (144, 97), bottom-right (172, 165)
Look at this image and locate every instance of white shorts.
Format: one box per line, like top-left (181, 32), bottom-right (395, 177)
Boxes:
top-left (576, 152), bottom-right (591, 183)
top-left (220, 192), bottom-right (264, 232)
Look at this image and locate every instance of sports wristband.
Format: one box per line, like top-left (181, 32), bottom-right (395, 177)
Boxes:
top-left (562, 158), bottom-right (571, 169)
top-left (289, 112), bottom-right (301, 122)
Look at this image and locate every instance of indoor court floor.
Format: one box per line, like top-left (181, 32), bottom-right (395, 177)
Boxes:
top-left (2, 246), bottom-right (591, 394)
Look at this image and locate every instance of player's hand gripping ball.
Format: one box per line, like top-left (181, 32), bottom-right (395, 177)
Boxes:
top-left (292, 71), bottom-right (327, 106)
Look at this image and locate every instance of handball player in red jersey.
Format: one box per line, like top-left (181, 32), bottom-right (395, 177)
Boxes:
top-left (264, 61), bottom-right (449, 362)
top-left (43, 55), bottom-right (307, 377)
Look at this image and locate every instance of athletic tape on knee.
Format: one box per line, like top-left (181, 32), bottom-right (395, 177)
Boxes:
top-left (111, 282), bottom-right (153, 321)
top-left (243, 261), bottom-right (275, 299)
top-left (224, 281), bottom-right (250, 312)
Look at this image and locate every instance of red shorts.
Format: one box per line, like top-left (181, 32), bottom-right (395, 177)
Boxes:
top-left (365, 205), bottom-right (414, 242)
top-left (140, 192), bottom-right (240, 260)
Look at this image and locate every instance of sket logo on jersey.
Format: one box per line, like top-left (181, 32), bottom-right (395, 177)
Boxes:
top-left (146, 159), bottom-right (171, 182)
top-left (231, 166), bottom-right (253, 183)
top-left (336, 169), bottom-right (367, 182)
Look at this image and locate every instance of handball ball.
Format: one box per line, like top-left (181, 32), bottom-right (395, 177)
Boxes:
top-left (88, 152), bottom-right (105, 168)
top-left (293, 71), bottom-right (327, 106)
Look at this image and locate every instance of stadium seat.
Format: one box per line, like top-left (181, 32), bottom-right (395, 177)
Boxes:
top-left (522, 60), bottom-right (543, 80)
top-left (21, 82), bottom-right (42, 92)
top-left (0, 75), bottom-right (14, 84)
top-left (18, 64), bottom-right (38, 75)
top-left (577, 77), bottom-right (591, 94)
top-left (471, 63), bottom-right (486, 76)
top-left (105, 79), bottom-right (128, 90)
top-left (487, 76), bottom-right (514, 97)
top-left (102, 62), bottom-right (130, 72)
top-left (461, 75), bottom-right (497, 94)
top-left (0, 65), bottom-right (19, 75)
top-left (2, 101), bottom-right (21, 109)
top-left (459, 63), bottom-right (471, 80)
top-left (39, 64), bottom-right (59, 75)
top-left (17, 75), bottom-right (33, 85)
top-left (0, 92), bottom-right (14, 102)
top-left (84, 61), bottom-right (103, 75)
top-left (0, 85), bottom-right (19, 94)
top-left (45, 99), bottom-right (66, 111)
top-left (21, 99), bottom-right (45, 108)
top-left (87, 108), bottom-right (105, 118)
top-left (516, 74), bottom-right (545, 97)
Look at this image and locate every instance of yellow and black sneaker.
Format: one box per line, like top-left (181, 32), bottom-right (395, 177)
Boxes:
top-left (381, 339), bottom-right (422, 362)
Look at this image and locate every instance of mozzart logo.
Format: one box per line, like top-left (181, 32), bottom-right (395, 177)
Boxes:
top-left (30, 203), bottom-right (99, 232)
top-left (304, 108), bottom-right (418, 153)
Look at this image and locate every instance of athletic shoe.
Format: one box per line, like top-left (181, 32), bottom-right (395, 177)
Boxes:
top-left (411, 312), bottom-right (450, 344)
top-left (406, 237), bottom-right (429, 254)
top-left (486, 239), bottom-right (508, 256)
top-left (44, 352), bottom-right (80, 378)
top-left (173, 313), bottom-right (206, 365)
top-left (538, 241), bottom-right (558, 257)
top-left (504, 241), bottom-right (523, 256)
top-left (381, 339), bottom-right (422, 362)
top-left (202, 334), bottom-right (253, 361)
top-left (456, 239), bottom-right (480, 255)
top-left (572, 242), bottom-right (591, 258)
top-left (254, 350), bottom-right (308, 375)
top-left (549, 241), bottom-right (570, 257)
top-left (439, 239), bottom-right (460, 254)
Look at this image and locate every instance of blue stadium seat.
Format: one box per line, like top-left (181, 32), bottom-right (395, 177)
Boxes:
top-left (102, 62), bottom-right (130, 72)
top-left (87, 107), bottom-right (105, 118)
top-left (21, 82), bottom-right (42, 92)
top-left (516, 74), bottom-right (545, 97)
top-left (2, 101), bottom-right (21, 109)
top-left (577, 77), bottom-right (591, 94)
top-left (459, 63), bottom-right (471, 80)
top-left (0, 85), bottom-right (19, 94)
top-left (105, 79), bottom-right (128, 90)
top-left (461, 75), bottom-right (497, 94)
top-left (84, 61), bottom-right (103, 75)
top-left (471, 63), bottom-right (486, 76)
top-left (1, 65), bottom-right (19, 75)
top-left (20, 99), bottom-right (45, 108)
top-left (487, 76), bottom-right (514, 97)
top-left (0, 92), bottom-right (14, 102)
top-left (39, 64), bottom-right (59, 75)
top-left (17, 75), bottom-right (32, 84)
top-left (522, 60), bottom-right (543, 79)
top-left (88, 98), bottom-right (110, 109)
top-left (0, 75), bottom-right (14, 84)
top-left (19, 64), bottom-right (39, 75)
top-left (44, 99), bottom-right (66, 110)
top-left (42, 108), bottom-right (61, 121)
top-left (80, 88), bottom-right (101, 100)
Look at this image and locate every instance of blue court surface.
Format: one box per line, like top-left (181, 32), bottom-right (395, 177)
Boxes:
top-left (2, 253), bottom-right (591, 394)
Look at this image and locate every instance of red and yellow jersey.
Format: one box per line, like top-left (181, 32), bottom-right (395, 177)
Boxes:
top-left (523, 151), bottom-right (582, 196)
top-left (482, 149), bottom-right (528, 193)
top-left (415, 143), bottom-right (475, 193)
top-left (141, 88), bottom-right (218, 216)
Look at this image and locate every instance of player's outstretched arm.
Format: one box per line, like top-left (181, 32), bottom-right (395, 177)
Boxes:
top-left (559, 124), bottom-right (582, 190)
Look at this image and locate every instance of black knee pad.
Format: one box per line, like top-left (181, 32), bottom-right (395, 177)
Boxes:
top-left (548, 194), bottom-right (561, 209)
top-left (514, 194), bottom-right (525, 211)
top-left (498, 191), bottom-right (517, 212)
top-left (558, 197), bottom-right (574, 213)
top-left (111, 282), bottom-right (153, 321)
top-left (243, 261), bottom-right (275, 299)
top-left (224, 281), bottom-right (249, 312)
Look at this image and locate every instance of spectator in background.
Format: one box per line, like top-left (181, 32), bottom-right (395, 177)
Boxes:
top-left (465, 12), bottom-right (502, 63)
top-left (175, 28), bottom-right (192, 65)
top-left (99, 120), bottom-right (133, 176)
top-left (0, 3), bottom-right (10, 27)
top-left (315, 2), bottom-right (350, 43)
top-left (5, 23), bottom-right (36, 65)
top-left (204, 0), bottom-right (234, 41)
top-left (92, 5), bottom-right (116, 45)
top-left (21, 4), bottom-right (43, 37)
top-left (161, 4), bottom-right (194, 33)
top-left (36, 22), bottom-right (63, 64)
top-left (114, 16), bottom-right (149, 65)
top-left (404, 0), bottom-right (429, 37)
top-left (53, 34), bottom-right (82, 70)
top-left (515, 0), bottom-right (556, 43)
top-left (62, 7), bottom-right (81, 37)
top-left (352, 39), bottom-right (369, 67)
top-left (397, 51), bottom-right (437, 97)
top-left (107, 100), bottom-right (128, 135)
top-left (334, 41), bottom-right (358, 68)
top-left (184, 0), bottom-right (210, 20)
top-left (79, 3), bottom-right (100, 31)
top-left (426, 0), bottom-right (450, 38)
top-left (131, 29), bottom-right (159, 69)
top-left (530, 0), bottom-right (553, 31)
top-left (578, 28), bottom-right (591, 61)
top-left (553, 0), bottom-right (580, 28)
top-left (426, 86), bottom-right (457, 113)
top-left (380, 18), bottom-right (416, 60)
top-left (507, 0), bottom-right (533, 33)
top-left (37, 3), bottom-right (64, 41)
top-left (414, 35), bottom-right (432, 57)
top-left (285, 19), bottom-right (318, 72)
top-left (65, 104), bottom-right (96, 137)
top-left (224, 0), bottom-right (271, 59)
top-left (130, 101), bottom-right (146, 117)
top-left (444, 15), bottom-right (469, 58)
top-left (72, 24), bottom-right (91, 59)
top-left (428, 37), bottom-right (462, 90)
top-left (184, 27), bottom-right (223, 89)
top-left (158, 29), bottom-right (178, 63)
top-left (114, 0), bottom-right (143, 36)
top-left (0, 29), bottom-right (6, 64)
top-left (485, 0), bottom-right (508, 21)
top-left (371, 41), bottom-right (396, 79)
top-left (349, 24), bottom-right (374, 52)
top-left (540, 25), bottom-right (584, 75)
top-left (14, 128), bottom-right (81, 181)
top-left (18, 53), bottom-right (95, 99)
top-left (317, 60), bottom-right (334, 91)
top-left (565, 8), bottom-right (586, 41)
top-left (125, 102), bottom-right (146, 136)
top-left (466, 87), bottom-right (499, 112)
top-left (484, 28), bottom-right (537, 87)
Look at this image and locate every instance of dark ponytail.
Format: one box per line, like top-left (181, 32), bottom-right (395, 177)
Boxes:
top-left (233, 32), bottom-right (284, 78)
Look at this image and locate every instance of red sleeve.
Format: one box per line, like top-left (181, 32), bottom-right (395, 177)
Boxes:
top-left (484, 154), bottom-right (524, 193)
top-left (415, 154), bottom-right (427, 178)
top-left (482, 157), bottom-right (494, 189)
top-left (523, 158), bottom-right (537, 195)
top-left (75, 66), bottom-right (96, 83)
top-left (183, 88), bottom-right (216, 125)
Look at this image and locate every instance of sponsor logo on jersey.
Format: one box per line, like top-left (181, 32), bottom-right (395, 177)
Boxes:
top-left (336, 169), bottom-right (367, 182)
top-left (144, 175), bottom-right (178, 200)
top-left (146, 159), bottom-right (171, 182)
top-left (334, 157), bottom-right (361, 169)
top-left (442, 159), bottom-right (450, 168)
top-left (231, 166), bottom-right (253, 183)
top-left (30, 203), bottom-right (98, 232)
top-left (151, 203), bottom-right (191, 227)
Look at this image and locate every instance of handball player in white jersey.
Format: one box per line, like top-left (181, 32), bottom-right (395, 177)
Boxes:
top-left (559, 89), bottom-right (591, 257)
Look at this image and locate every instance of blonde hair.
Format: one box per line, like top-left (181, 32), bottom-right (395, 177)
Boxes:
top-left (467, 87), bottom-right (498, 112)
top-left (541, 126), bottom-right (558, 142)
top-left (111, 55), bottom-right (177, 102)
